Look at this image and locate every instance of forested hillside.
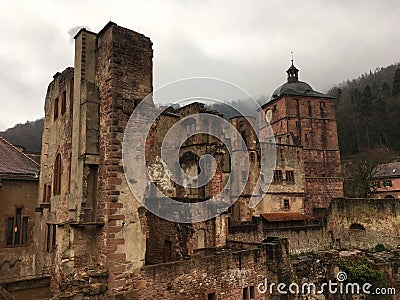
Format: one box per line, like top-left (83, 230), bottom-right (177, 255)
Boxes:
top-left (329, 63), bottom-right (400, 155)
top-left (0, 118), bottom-right (43, 153)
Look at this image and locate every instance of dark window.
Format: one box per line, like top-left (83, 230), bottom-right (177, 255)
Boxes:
top-left (69, 89), bottom-right (73, 112)
top-left (42, 184), bottom-right (47, 202)
top-left (384, 180), bottom-right (392, 187)
top-left (61, 91), bottom-right (67, 115)
top-left (22, 217), bottom-right (28, 244)
top-left (46, 184), bottom-right (51, 202)
top-left (14, 208), bottom-right (21, 245)
top-left (250, 286), bottom-right (255, 299)
top-left (280, 148), bottom-right (284, 161)
top-left (207, 292), bottom-right (216, 300)
top-left (243, 287), bottom-right (249, 300)
top-left (46, 224), bottom-right (51, 252)
top-left (6, 217), bottom-right (14, 245)
top-left (5, 208), bottom-right (28, 246)
top-left (305, 134), bottom-right (308, 141)
top-left (284, 199), bottom-right (290, 210)
top-left (250, 152), bottom-right (255, 162)
top-left (371, 180), bottom-right (380, 188)
top-left (286, 170), bottom-right (295, 182)
top-left (273, 170), bottom-right (283, 182)
top-left (54, 97), bottom-right (59, 120)
top-left (52, 224), bottom-right (57, 249)
top-left (273, 105), bottom-right (277, 113)
top-left (349, 223), bottom-right (365, 230)
top-left (46, 223), bottom-right (57, 252)
top-left (53, 154), bottom-right (62, 195)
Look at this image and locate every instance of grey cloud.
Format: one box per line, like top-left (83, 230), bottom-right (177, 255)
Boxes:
top-left (68, 26), bottom-right (92, 43)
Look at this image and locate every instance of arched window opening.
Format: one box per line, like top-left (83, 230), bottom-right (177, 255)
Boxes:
top-left (349, 223), bottom-right (365, 230)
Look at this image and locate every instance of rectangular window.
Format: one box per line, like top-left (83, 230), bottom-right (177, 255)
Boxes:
top-left (5, 208), bottom-right (28, 246)
top-left (273, 170), bottom-right (283, 182)
top-left (273, 105), bottom-right (277, 112)
top-left (14, 208), bottom-right (22, 245)
top-left (384, 180), bottom-right (392, 187)
top-left (243, 287), bottom-right (249, 300)
top-left (207, 292), bottom-right (216, 300)
top-left (22, 217), bottom-right (28, 244)
top-left (43, 184), bottom-right (47, 202)
top-left (46, 185), bottom-right (51, 202)
top-left (46, 223), bottom-right (57, 252)
top-left (284, 199), bottom-right (290, 210)
top-left (46, 224), bottom-right (51, 252)
top-left (61, 90), bottom-right (67, 114)
top-left (249, 286), bottom-right (255, 299)
top-left (286, 170), bottom-right (295, 182)
top-left (52, 224), bottom-right (57, 249)
top-left (54, 97), bottom-right (59, 120)
top-left (6, 217), bottom-right (14, 245)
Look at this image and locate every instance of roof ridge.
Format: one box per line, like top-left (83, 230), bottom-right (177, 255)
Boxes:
top-left (0, 136), bottom-right (39, 167)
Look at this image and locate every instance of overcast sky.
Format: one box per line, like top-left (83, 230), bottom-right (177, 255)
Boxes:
top-left (0, 0), bottom-right (399, 130)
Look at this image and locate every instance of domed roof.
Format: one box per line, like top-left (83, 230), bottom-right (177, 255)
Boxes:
top-left (269, 62), bottom-right (331, 100)
top-left (272, 80), bottom-right (318, 98)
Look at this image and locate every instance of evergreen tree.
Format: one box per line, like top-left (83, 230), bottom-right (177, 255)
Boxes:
top-left (392, 67), bottom-right (400, 96)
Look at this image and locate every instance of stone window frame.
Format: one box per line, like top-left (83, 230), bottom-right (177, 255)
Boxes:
top-left (43, 183), bottom-right (52, 203)
top-left (53, 153), bottom-right (62, 195)
top-left (243, 286), bottom-right (255, 300)
top-left (205, 290), bottom-right (217, 300)
top-left (46, 222), bottom-right (57, 253)
top-left (61, 90), bottom-right (67, 115)
top-left (273, 170), bottom-right (283, 182)
top-left (54, 97), bottom-right (59, 120)
top-left (4, 207), bottom-right (30, 248)
top-left (383, 179), bottom-right (393, 187)
top-left (285, 170), bottom-right (295, 182)
top-left (283, 199), bottom-right (290, 211)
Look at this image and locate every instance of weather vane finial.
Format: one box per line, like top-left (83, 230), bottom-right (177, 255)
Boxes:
top-left (291, 51), bottom-right (294, 65)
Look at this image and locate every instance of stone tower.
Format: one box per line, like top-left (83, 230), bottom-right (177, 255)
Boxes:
top-left (259, 62), bottom-right (343, 216)
top-left (37, 22), bottom-right (153, 295)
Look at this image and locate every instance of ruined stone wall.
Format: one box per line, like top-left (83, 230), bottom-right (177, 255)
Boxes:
top-left (137, 244), bottom-right (279, 300)
top-left (145, 213), bottom-right (193, 264)
top-left (0, 179), bottom-right (38, 283)
top-left (227, 222), bottom-right (330, 254)
top-left (327, 198), bottom-right (400, 250)
top-left (35, 67), bottom-right (75, 288)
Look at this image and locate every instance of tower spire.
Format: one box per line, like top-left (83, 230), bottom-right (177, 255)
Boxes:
top-left (286, 52), bottom-right (299, 83)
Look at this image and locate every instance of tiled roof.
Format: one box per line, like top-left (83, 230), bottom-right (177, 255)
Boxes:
top-left (374, 162), bottom-right (400, 179)
top-left (260, 212), bottom-right (312, 222)
top-left (0, 136), bottom-right (40, 180)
